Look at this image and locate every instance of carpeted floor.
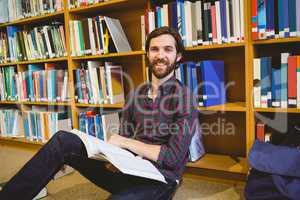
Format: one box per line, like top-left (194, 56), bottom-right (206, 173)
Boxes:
top-left (0, 144), bottom-right (245, 200)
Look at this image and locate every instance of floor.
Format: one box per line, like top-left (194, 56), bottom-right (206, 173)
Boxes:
top-left (0, 144), bottom-right (245, 200)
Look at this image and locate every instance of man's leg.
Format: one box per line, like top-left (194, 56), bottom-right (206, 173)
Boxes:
top-left (107, 177), bottom-right (178, 200)
top-left (0, 130), bottom-right (88, 200)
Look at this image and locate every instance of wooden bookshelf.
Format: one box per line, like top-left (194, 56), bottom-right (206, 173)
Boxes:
top-left (186, 154), bottom-right (248, 174)
top-left (0, 136), bottom-right (44, 146)
top-left (21, 101), bottom-right (71, 106)
top-left (0, 10), bottom-right (65, 28)
top-left (198, 102), bottom-right (247, 112)
top-left (0, 0), bottom-right (299, 178)
top-left (71, 51), bottom-right (145, 60)
top-left (254, 107), bottom-right (300, 114)
top-left (185, 43), bottom-right (245, 51)
top-left (75, 103), bottom-right (124, 108)
top-left (68, 0), bottom-right (145, 14)
top-left (252, 37), bottom-right (300, 45)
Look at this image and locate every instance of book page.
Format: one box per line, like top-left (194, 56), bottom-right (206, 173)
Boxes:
top-left (70, 129), bottom-right (133, 158)
top-left (70, 129), bottom-right (166, 183)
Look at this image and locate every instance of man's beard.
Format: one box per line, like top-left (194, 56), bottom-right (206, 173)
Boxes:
top-left (149, 58), bottom-right (177, 79)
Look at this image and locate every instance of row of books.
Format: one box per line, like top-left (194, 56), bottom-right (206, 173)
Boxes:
top-left (252, 0), bottom-right (300, 40)
top-left (68, 0), bottom-right (110, 9)
top-left (0, 64), bottom-right (69, 102)
top-left (74, 61), bottom-right (125, 104)
top-left (174, 60), bottom-right (226, 107)
top-left (0, 0), bottom-right (64, 23)
top-left (253, 54), bottom-right (300, 108)
top-left (142, 0), bottom-right (244, 48)
top-left (69, 16), bottom-right (131, 57)
top-left (0, 23), bottom-right (66, 63)
top-left (78, 110), bottom-right (119, 141)
top-left (0, 109), bottom-right (72, 142)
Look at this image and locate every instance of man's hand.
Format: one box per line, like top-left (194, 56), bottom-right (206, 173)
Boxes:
top-left (108, 134), bottom-right (128, 149)
top-left (105, 163), bottom-right (120, 173)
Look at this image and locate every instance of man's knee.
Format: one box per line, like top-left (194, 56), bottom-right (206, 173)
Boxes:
top-left (51, 131), bottom-right (84, 153)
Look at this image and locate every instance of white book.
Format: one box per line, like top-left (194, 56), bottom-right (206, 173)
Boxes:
top-left (162, 4), bottom-right (169, 27)
top-left (215, 1), bottom-right (222, 44)
top-left (239, 0), bottom-right (244, 41)
top-left (104, 16), bottom-right (132, 53)
top-left (253, 58), bottom-right (261, 108)
top-left (70, 129), bottom-right (167, 183)
top-left (184, 1), bottom-right (192, 47)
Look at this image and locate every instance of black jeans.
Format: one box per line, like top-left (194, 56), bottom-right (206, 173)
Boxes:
top-left (0, 131), bottom-right (177, 200)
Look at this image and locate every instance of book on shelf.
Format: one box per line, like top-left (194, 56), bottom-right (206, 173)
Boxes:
top-left (253, 54), bottom-right (300, 109)
top-left (69, 15), bottom-right (131, 57)
top-left (176, 60), bottom-right (226, 107)
top-left (252, 0), bottom-right (300, 40)
top-left (0, 109), bottom-right (23, 138)
top-left (78, 110), bottom-right (120, 142)
top-left (23, 108), bottom-right (72, 142)
top-left (143, 0), bottom-right (244, 47)
top-left (70, 128), bottom-right (167, 183)
top-left (74, 61), bottom-right (124, 104)
top-left (5, 0), bottom-right (63, 22)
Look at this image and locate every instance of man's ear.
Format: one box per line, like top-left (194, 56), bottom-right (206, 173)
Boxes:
top-left (176, 53), bottom-right (182, 63)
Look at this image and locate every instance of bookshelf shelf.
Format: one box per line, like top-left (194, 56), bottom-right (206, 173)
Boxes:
top-left (252, 37), bottom-right (300, 45)
top-left (254, 107), bottom-right (300, 113)
top-left (185, 43), bottom-right (245, 52)
top-left (71, 51), bottom-right (145, 60)
top-left (75, 103), bottom-right (124, 108)
top-left (0, 136), bottom-right (44, 146)
top-left (0, 101), bottom-right (19, 104)
top-left (186, 153), bottom-right (248, 174)
top-left (198, 102), bottom-right (247, 112)
top-left (0, 57), bottom-right (68, 67)
top-left (68, 0), bottom-right (145, 14)
top-left (0, 11), bottom-right (65, 28)
top-left (21, 101), bottom-right (71, 106)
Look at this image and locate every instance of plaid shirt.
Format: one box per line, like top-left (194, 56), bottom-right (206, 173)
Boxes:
top-left (119, 76), bottom-right (199, 181)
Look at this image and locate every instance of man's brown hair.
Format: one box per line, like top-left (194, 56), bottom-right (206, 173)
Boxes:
top-left (145, 26), bottom-right (185, 56)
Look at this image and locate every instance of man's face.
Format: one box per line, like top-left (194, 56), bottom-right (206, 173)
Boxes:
top-left (147, 34), bottom-right (182, 79)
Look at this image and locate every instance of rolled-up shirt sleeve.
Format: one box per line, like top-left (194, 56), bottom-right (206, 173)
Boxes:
top-left (157, 89), bottom-right (199, 170)
top-left (119, 91), bottom-right (135, 138)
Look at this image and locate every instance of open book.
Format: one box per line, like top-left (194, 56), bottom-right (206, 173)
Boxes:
top-left (70, 129), bottom-right (167, 183)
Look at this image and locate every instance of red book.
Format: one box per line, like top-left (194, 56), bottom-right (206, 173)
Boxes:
top-left (288, 56), bottom-right (297, 107)
top-left (252, 0), bottom-right (258, 40)
top-left (256, 122), bottom-right (265, 142)
top-left (211, 5), bottom-right (217, 43)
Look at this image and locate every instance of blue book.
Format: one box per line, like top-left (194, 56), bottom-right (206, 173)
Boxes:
top-left (178, 0), bottom-right (186, 46)
top-left (78, 113), bottom-right (87, 133)
top-left (271, 68), bottom-right (281, 107)
top-left (283, 0), bottom-right (289, 37)
top-left (179, 63), bottom-right (186, 84)
top-left (200, 60), bottom-right (226, 107)
top-left (220, 0), bottom-right (228, 42)
top-left (51, 70), bottom-right (57, 102)
top-left (260, 57), bottom-right (272, 107)
top-left (28, 64), bottom-right (43, 101)
top-left (75, 69), bottom-right (83, 102)
top-left (23, 114), bottom-right (30, 139)
top-left (185, 62), bottom-right (196, 92)
top-left (87, 115), bottom-right (96, 137)
top-left (169, 2), bottom-right (178, 31)
top-left (278, 0), bottom-right (284, 37)
top-left (39, 71), bottom-right (44, 101)
top-left (266, 0), bottom-right (275, 38)
top-left (95, 114), bottom-right (104, 140)
top-left (258, 0), bottom-right (267, 39)
top-left (288, 0), bottom-right (296, 36)
top-left (155, 6), bottom-right (162, 28)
